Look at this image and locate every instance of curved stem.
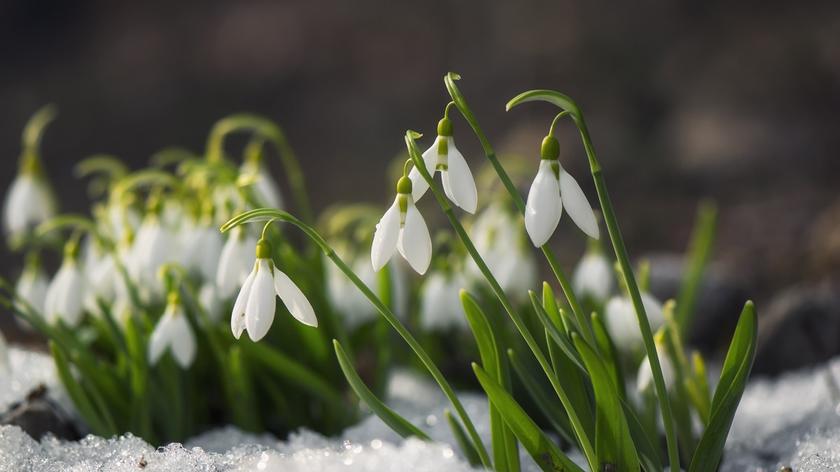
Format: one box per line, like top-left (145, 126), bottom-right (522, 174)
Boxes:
top-left (220, 208), bottom-right (491, 468)
top-left (406, 131), bottom-right (598, 470)
top-left (443, 72), bottom-right (596, 349)
top-left (443, 101), bottom-right (457, 119)
top-left (507, 89), bottom-right (681, 469)
top-left (20, 104), bottom-right (58, 173)
top-left (206, 114), bottom-right (313, 223)
top-left (548, 111), bottom-right (571, 137)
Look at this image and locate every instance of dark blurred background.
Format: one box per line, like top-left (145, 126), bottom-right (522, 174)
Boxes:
top-left (1, 0), bottom-right (839, 374)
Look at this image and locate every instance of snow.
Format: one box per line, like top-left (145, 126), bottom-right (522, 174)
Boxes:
top-left (2, 345), bottom-right (840, 471)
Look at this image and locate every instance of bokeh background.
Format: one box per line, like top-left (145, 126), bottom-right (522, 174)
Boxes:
top-left (1, 0), bottom-right (839, 374)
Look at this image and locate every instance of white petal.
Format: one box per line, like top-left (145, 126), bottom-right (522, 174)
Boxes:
top-left (573, 252), bottom-right (613, 301)
top-left (559, 170), bottom-right (599, 239)
top-left (408, 138), bottom-right (441, 201)
top-left (524, 160), bottom-right (562, 247)
top-left (199, 283), bottom-right (222, 322)
top-left (397, 203), bottom-right (432, 274)
top-left (370, 201), bottom-right (400, 271)
top-left (217, 229), bottom-right (256, 298)
top-left (254, 167), bottom-right (284, 209)
top-left (4, 175), bottom-right (53, 235)
top-left (16, 269), bottom-right (49, 317)
top-left (604, 296), bottom-right (638, 352)
top-left (274, 268), bottom-right (318, 327)
top-left (244, 260), bottom-right (276, 341)
top-left (440, 138), bottom-right (477, 213)
top-left (231, 266), bottom-right (257, 339)
top-left (169, 313), bottom-right (196, 368)
top-left (147, 312), bottom-right (173, 365)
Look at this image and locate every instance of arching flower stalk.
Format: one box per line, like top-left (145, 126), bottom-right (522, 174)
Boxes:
top-left (408, 102), bottom-right (477, 213)
top-left (148, 291), bottom-right (196, 369)
top-left (524, 124), bottom-right (599, 247)
top-left (371, 171), bottom-right (432, 275)
top-left (230, 237), bottom-right (317, 341)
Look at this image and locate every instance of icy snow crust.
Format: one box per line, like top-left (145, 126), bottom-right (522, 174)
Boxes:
top-left (2, 346), bottom-right (840, 471)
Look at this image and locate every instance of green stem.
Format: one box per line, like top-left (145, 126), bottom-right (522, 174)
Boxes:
top-left (220, 208), bottom-right (491, 468)
top-left (206, 114), bottom-right (313, 223)
top-left (506, 89), bottom-right (681, 469)
top-left (406, 131), bottom-right (598, 471)
top-left (443, 73), bottom-right (596, 349)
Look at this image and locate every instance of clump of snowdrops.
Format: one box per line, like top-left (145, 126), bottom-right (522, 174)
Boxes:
top-left (2, 74), bottom-right (756, 472)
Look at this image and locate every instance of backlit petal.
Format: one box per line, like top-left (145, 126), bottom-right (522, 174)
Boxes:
top-left (274, 268), bottom-right (318, 327)
top-left (397, 203), bottom-right (431, 274)
top-left (169, 313), bottom-right (196, 368)
top-left (559, 170), bottom-right (599, 239)
top-left (524, 160), bottom-right (562, 247)
top-left (244, 260), bottom-right (276, 341)
top-left (441, 138), bottom-right (477, 213)
top-left (371, 200), bottom-right (400, 271)
top-left (230, 265), bottom-right (256, 339)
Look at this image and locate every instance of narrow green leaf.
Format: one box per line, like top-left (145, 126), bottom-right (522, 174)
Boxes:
top-left (50, 341), bottom-right (107, 436)
top-left (529, 292), bottom-right (584, 372)
top-left (445, 409), bottom-right (482, 466)
top-left (590, 311), bottom-right (625, 400)
top-left (689, 301), bottom-right (757, 472)
top-left (228, 346), bottom-right (261, 432)
top-left (333, 340), bottom-right (429, 440)
top-left (508, 348), bottom-right (575, 445)
top-left (460, 290), bottom-right (518, 472)
top-left (676, 202), bottom-right (717, 336)
top-left (473, 363), bottom-right (584, 472)
top-left (572, 334), bottom-right (640, 471)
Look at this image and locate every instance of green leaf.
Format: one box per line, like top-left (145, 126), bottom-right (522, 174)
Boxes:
top-left (333, 340), bottom-right (429, 440)
top-left (676, 202), bottom-right (717, 336)
top-left (591, 311), bottom-right (625, 400)
top-left (689, 301), bottom-right (757, 472)
top-left (572, 334), bottom-right (640, 471)
top-left (508, 348), bottom-right (575, 445)
top-left (50, 341), bottom-right (109, 436)
top-left (460, 291), bottom-right (519, 472)
top-left (445, 410), bottom-right (482, 466)
top-left (529, 292), bottom-right (584, 372)
top-left (472, 363), bottom-right (584, 472)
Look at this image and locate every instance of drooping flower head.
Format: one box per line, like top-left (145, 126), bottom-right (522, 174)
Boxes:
top-left (231, 238), bottom-right (317, 342)
top-left (636, 331), bottom-right (676, 394)
top-left (45, 239), bottom-right (87, 327)
top-left (14, 252), bottom-right (49, 325)
top-left (605, 290), bottom-right (665, 354)
top-left (148, 291), bottom-right (196, 369)
top-left (524, 134), bottom-right (599, 247)
top-left (420, 270), bottom-right (469, 332)
top-left (371, 175), bottom-right (432, 275)
top-left (572, 240), bottom-right (614, 303)
top-left (217, 226), bottom-right (258, 299)
top-left (408, 105), bottom-right (477, 213)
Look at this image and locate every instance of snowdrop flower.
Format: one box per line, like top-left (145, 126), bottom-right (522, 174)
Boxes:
top-left (131, 215), bottom-right (178, 300)
top-left (199, 283), bottom-right (222, 322)
top-left (420, 272), bottom-right (468, 331)
top-left (408, 112), bottom-right (477, 213)
top-left (182, 220), bottom-right (223, 281)
top-left (240, 159), bottom-right (283, 209)
top-left (572, 246), bottom-right (613, 302)
top-left (325, 251), bottom-right (377, 329)
top-left (45, 242), bottom-right (87, 327)
top-left (15, 255), bottom-right (49, 319)
top-left (231, 239), bottom-right (317, 341)
top-left (468, 202), bottom-right (537, 298)
top-left (3, 172), bottom-right (54, 238)
top-left (148, 293), bottom-right (196, 368)
top-left (524, 135), bottom-right (599, 247)
top-left (371, 176), bottom-right (432, 274)
top-left (604, 291), bottom-right (665, 353)
top-left (217, 226), bottom-right (258, 298)
top-left (636, 336), bottom-right (675, 394)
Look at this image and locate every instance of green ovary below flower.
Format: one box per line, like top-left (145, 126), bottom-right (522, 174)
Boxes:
top-left (230, 239), bottom-right (317, 342)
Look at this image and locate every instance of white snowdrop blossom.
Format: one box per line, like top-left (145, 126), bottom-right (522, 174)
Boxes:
top-left (420, 272), bottom-right (469, 331)
top-left (131, 216), bottom-right (178, 300)
top-left (199, 283), bottom-right (222, 322)
top-left (148, 296), bottom-right (196, 368)
top-left (241, 160), bottom-right (283, 210)
top-left (468, 202), bottom-right (537, 298)
top-left (371, 176), bottom-right (432, 275)
top-left (604, 291), bottom-right (665, 353)
top-left (3, 173), bottom-right (54, 237)
top-left (15, 263), bottom-right (49, 319)
top-left (636, 341), bottom-right (676, 394)
top-left (182, 222), bottom-right (223, 281)
top-left (44, 248), bottom-right (87, 327)
top-left (217, 227), bottom-right (258, 298)
top-left (231, 239), bottom-right (317, 342)
top-left (572, 249), bottom-right (614, 302)
top-left (524, 136), bottom-right (599, 247)
top-left (325, 253), bottom-right (377, 329)
top-left (408, 117), bottom-right (477, 213)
